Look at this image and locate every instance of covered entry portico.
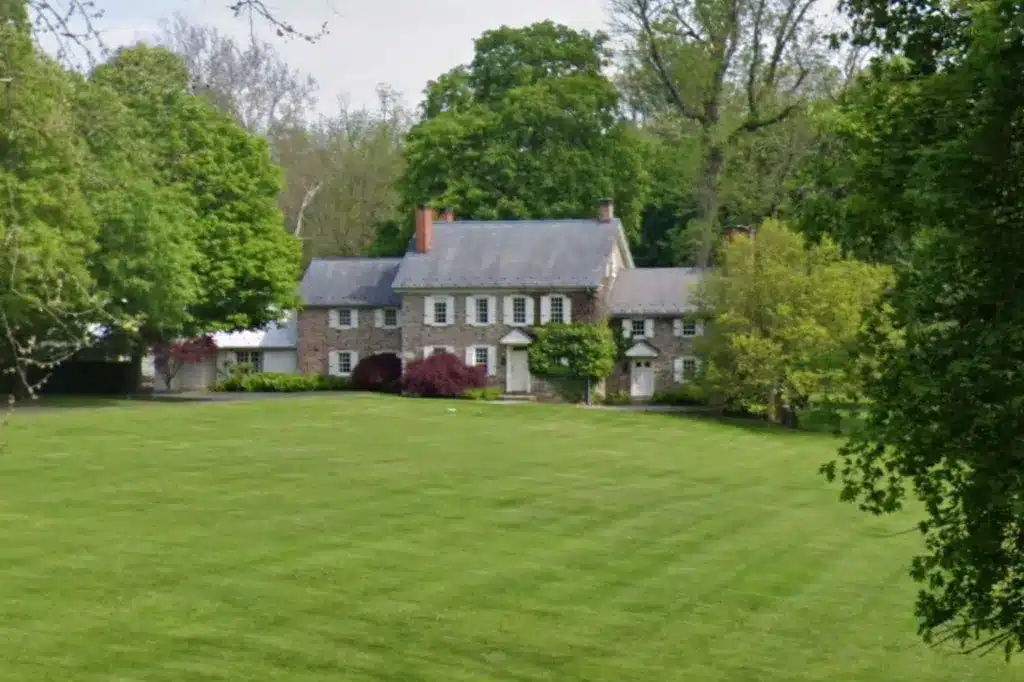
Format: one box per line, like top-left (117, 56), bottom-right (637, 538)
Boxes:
top-left (625, 340), bottom-right (659, 399)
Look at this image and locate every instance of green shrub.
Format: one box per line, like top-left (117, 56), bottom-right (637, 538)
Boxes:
top-left (214, 373), bottom-right (351, 393)
top-left (602, 391), bottom-right (632, 406)
top-left (462, 387), bottom-right (503, 401)
top-left (650, 385), bottom-right (708, 406)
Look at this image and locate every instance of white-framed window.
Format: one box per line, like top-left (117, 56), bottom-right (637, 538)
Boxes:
top-left (631, 319), bottom-right (646, 337)
top-left (683, 320), bottom-right (697, 336)
top-left (549, 296), bottom-right (566, 324)
top-left (476, 297), bottom-right (490, 324)
top-left (673, 356), bottom-right (699, 383)
top-left (465, 345), bottom-right (496, 376)
top-left (425, 346), bottom-right (455, 357)
top-left (513, 297), bottom-right (528, 325)
top-left (234, 350), bottom-right (262, 370)
top-left (383, 308), bottom-right (399, 328)
top-left (329, 350), bottom-right (358, 377)
top-left (424, 295), bottom-right (455, 327)
top-left (330, 308), bottom-right (358, 330)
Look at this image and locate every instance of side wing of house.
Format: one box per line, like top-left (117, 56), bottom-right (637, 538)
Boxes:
top-left (606, 267), bottom-right (707, 400)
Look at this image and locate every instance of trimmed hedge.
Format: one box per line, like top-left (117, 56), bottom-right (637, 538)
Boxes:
top-left (402, 353), bottom-right (486, 398)
top-left (215, 372), bottom-right (351, 393)
top-left (462, 387), bottom-right (503, 401)
top-left (351, 353), bottom-right (402, 393)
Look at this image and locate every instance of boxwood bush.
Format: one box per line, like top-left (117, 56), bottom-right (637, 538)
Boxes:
top-left (215, 372), bottom-right (351, 393)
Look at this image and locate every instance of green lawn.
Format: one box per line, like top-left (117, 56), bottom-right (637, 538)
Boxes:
top-left (1, 396), bottom-right (1020, 681)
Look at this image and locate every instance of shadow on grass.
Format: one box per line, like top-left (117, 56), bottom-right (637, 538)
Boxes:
top-left (644, 408), bottom-right (859, 439)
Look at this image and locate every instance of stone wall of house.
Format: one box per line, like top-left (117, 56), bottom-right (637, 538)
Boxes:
top-left (297, 308), bottom-right (402, 375)
top-left (606, 316), bottom-right (704, 397)
top-left (400, 289), bottom-right (602, 392)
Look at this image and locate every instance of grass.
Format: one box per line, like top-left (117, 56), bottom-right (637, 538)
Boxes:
top-left (1, 395), bottom-right (1021, 681)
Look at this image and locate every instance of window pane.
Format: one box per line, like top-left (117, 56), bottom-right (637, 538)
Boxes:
top-left (631, 319), bottom-right (645, 336)
top-left (550, 296), bottom-right (564, 323)
top-left (434, 301), bottom-right (447, 324)
top-left (513, 297), bottom-right (527, 324)
top-left (683, 320), bottom-right (697, 336)
top-left (339, 352), bottom-right (352, 373)
top-left (474, 347), bottom-right (489, 366)
top-left (384, 309), bottom-right (398, 326)
top-left (476, 298), bottom-right (489, 323)
top-left (338, 309), bottom-right (351, 326)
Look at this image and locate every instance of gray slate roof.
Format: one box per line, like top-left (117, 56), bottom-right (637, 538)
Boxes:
top-left (391, 220), bottom-right (626, 289)
top-left (608, 267), bottom-right (705, 315)
top-left (300, 258), bottom-right (402, 307)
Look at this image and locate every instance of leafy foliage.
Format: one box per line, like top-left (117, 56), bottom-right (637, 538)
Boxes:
top-left (401, 353), bottom-right (486, 398)
top-left (697, 220), bottom-right (892, 425)
top-left (528, 323), bottom-right (617, 381)
top-left (351, 352), bottom-right (402, 393)
top-left (395, 21), bottom-right (649, 249)
top-left (817, 0), bottom-right (1024, 657)
top-left (215, 372), bottom-right (350, 392)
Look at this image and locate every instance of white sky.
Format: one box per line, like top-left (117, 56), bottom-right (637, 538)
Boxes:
top-left (65, 0), bottom-right (615, 113)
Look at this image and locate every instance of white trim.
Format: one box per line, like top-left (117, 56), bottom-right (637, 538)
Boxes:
top-left (465, 296), bottom-right (476, 325)
top-left (673, 357), bottom-right (684, 383)
top-left (505, 295), bottom-right (533, 327)
top-left (425, 296), bottom-right (453, 327)
top-left (468, 345), bottom-right (495, 376)
top-left (424, 345), bottom-right (455, 358)
top-left (466, 295), bottom-right (494, 326)
top-left (539, 295), bottom-right (551, 325)
top-left (330, 308), bottom-right (358, 330)
top-left (644, 318), bottom-right (655, 338)
top-left (499, 329), bottom-right (533, 346)
top-left (677, 355), bottom-right (700, 383)
top-left (625, 341), bottom-right (659, 358)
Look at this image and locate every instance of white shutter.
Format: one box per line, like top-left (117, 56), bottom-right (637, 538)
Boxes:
top-left (563, 297), bottom-right (572, 323)
top-left (424, 297), bottom-right (435, 326)
top-left (621, 318), bottom-right (631, 338)
top-left (539, 295), bottom-right (551, 325)
top-left (525, 297), bottom-right (536, 325)
top-left (465, 346), bottom-right (474, 365)
top-left (350, 309), bottom-right (359, 328)
top-left (465, 296), bottom-right (476, 325)
top-left (328, 351), bottom-right (340, 376)
top-left (503, 297), bottom-right (514, 324)
top-left (487, 346), bottom-right (496, 377)
top-left (329, 309), bottom-right (340, 329)
top-left (349, 351), bottom-right (359, 371)
top-left (673, 358), bottom-right (684, 383)
top-left (673, 319), bottom-right (683, 337)
top-left (423, 346), bottom-right (434, 358)
top-left (445, 296), bottom-right (456, 326)
top-left (375, 309), bottom-right (384, 328)
top-left (644, 319), bottom-right (654, 338)
top-left (487, 296), bottom-right (497, 325)
top-left (697, 320), bottom-right (706, 336)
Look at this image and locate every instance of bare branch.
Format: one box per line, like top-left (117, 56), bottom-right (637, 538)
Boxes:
top-left (227, 1), bottom-right (329, 43)
top-left (294, 181), bottom-right (323, 238)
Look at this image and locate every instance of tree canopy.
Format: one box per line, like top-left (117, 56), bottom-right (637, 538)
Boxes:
top-left (814, 0), bottom-right (1024, 657)
top-left (396, 21), bottom-right (649, 247)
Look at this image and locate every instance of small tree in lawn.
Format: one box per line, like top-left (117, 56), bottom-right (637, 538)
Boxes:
top-left (152, 335), bottom-right (219, 391)
top-left (529, 323), bottom-right (617, 404)
top-left (696, 219), bottom-right (892, 427)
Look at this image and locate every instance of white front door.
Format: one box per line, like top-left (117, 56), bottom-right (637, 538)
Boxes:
top-left (630, 360), bottom-right (655, 398)
top-left (506, 348), bottom-right (531, 393)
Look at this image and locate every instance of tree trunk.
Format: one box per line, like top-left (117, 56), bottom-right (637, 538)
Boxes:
top-left (695, 142), bottom-right (725, 268)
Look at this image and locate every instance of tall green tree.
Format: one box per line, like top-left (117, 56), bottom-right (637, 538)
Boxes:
top-left (816, 0), bottom-right (1024, 656)
top-left (394, 21), bottom-right (649, 248)
top-left (697, 219), bottom-right (891, 425)
top-left (614, 0), bottom-right (827, 266)
top-left (0, 0), bottom-right (107, 390)
top-left (91, 45), bottom-right (301, 336)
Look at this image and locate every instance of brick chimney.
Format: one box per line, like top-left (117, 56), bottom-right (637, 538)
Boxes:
top-left (440, 208), bottom-right (456, 222)
top-left (598, 198), bottom-right (614, 222)
top-left (415, 204), bottom-right (434, 253)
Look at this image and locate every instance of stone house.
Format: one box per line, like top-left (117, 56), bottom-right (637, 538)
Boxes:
top-left (297, 200), bottom-right (707, 400)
